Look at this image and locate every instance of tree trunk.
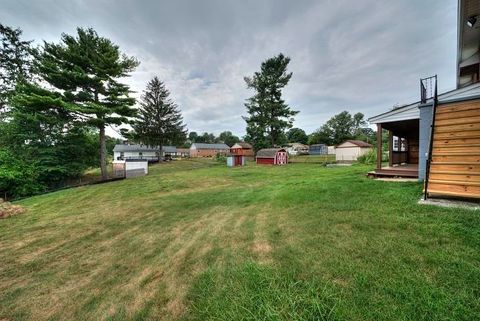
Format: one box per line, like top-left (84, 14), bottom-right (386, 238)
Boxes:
top-left (99, 124), bottom-right (108, 180)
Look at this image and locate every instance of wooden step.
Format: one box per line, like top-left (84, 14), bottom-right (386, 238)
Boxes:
top-left (435, 108), bottom-right (480, 120)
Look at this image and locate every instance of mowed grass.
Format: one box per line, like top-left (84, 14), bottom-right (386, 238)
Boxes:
top-left (1, 160), bottom-right (479, 321)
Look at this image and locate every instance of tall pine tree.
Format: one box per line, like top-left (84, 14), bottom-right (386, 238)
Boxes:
top-left (133, 77), bottom-right (187, 155)
top-left (243, 53), bottom-right (298, 150)
top-left (32, 28), bottom-right (139, 179)
top-left (0, 23), bottom-right (34, 114)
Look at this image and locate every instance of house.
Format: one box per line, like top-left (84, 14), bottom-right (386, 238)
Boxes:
top-left (256, 148), bottom-right (288, 165)
top-left (368, 0), bottom-right (480, 199)
top-left (286, 143), bottom-right (309, 155)
top-left (335, 140), bottom-right (373, 163)
top-left (327, 146), bottom-right (336, 155)
top-left (176, 148), bottom-right (190, 158)
top-left (309, 144), bottom-right (328, 155)
top-left (230, 142), bottom-right (254, 157)
top-left (189, 143), bottom-right (230, 157)
top-left (113, 144), bottom-right (177, 162)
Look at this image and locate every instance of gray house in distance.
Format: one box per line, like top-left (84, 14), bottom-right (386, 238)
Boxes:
top-left (368, 0), bottom-right (480, 200)
top-left (113, 144), bottom-right (177, 162)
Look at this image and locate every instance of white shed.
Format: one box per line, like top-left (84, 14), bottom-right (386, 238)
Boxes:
top-left (335, 140), bottom-right (373, 162)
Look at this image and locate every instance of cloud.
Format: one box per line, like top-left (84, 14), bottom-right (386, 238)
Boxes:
top-left (1, 0), bottom-right (457, 137)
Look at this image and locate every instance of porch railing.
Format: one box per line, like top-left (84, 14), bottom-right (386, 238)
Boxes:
top-left (421, 75), bottom-right (438, 200)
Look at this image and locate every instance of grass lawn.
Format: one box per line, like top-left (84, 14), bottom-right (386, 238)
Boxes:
top-left (1, 160), bottom-right (479, 321)
top-left (288, 154), bottom-right (335, 163)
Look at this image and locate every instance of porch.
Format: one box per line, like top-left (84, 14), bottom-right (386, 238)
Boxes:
top-left (369, 119), bottom-right (420, 179)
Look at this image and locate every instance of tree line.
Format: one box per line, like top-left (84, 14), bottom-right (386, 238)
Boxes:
top-left (0, 24), bottom-right (186, 198)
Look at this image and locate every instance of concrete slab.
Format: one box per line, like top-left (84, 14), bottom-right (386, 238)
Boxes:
top-left (375, 178), bottom-right (418, 182)
top-left (418, 198), bottom-right (480, 210)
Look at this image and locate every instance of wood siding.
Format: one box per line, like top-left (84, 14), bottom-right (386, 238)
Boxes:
top-left (427, 100), bottom-right (480, 199)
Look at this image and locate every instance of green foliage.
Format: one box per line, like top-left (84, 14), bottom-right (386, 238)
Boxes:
top-left (0, 149), bottom-right (43, 197)
top-left (309, 111), bottom-right (370, 146)
top-left (357, 148), bottom-right (377, 164)
top-left (32, 27), bottom-right (139, 179)
top-left (133, 76), bottom-right (187, 150)
top-left (215, 152), bottom-right (227, 163)
top-left (243, 53), bottom-right (298, 150)
top-left (218, 131), bottom-right (239, 146)
top-left (287, 127), bottom-right (308, 144)
top-left (0, 23), bottom-right (34, 113)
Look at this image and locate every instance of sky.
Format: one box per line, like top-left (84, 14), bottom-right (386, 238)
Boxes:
top-left (1, 0), bottom-right (458, 138)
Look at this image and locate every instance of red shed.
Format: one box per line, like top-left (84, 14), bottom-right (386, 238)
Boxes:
top-left (256, 148), bottom-right (288, 165)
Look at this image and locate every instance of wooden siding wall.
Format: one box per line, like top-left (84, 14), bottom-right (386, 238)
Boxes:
top-left (427, 99), bottom-right (480, 199)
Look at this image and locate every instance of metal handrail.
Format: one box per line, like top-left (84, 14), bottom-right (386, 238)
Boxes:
top-left (422, 75), bottom-right (438, 200)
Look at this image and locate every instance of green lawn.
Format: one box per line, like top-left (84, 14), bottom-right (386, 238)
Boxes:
top-left (1, 160), bottom-right (479, 321)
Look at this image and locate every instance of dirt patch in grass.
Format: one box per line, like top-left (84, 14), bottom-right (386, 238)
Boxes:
top-left (0, 200), bottom-right (25, 219)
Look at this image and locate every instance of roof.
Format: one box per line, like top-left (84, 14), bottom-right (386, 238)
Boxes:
top-left (113, 144), bottom-right (176, 152)
top-left (368, 82), bottom-right (480, 124)
top-left (232, 142), bottom-right (253, 149)
top-left (191, 143), bottom-right (230, 150)
top-left (256, 148), bottom-right (286, 158)
top-left (337, 140), bottom-right (373, 148)
top-left (287, 143), bottom-right (309, 148)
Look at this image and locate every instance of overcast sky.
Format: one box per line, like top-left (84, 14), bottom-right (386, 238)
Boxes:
top-left (1, 0), bottom-right (458, 137)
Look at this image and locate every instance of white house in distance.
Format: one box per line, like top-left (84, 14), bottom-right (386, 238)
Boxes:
top-left (285, 143), bottom-right (309, 155)
top-left (335, 140), bottom-right (373, 162)
top-left (113, 144), bottom-right (177, 162)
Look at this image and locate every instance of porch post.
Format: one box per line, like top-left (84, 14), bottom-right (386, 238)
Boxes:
top-left (376, 124), bottom-right (382, 170)
top-left (388, 131), bottom-right (393, 167)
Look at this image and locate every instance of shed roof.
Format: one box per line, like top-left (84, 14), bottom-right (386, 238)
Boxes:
top-left (113, 144), bottom-right (176, 152)
top-left (191, 143), bottom-right (230, 150)
top-left (232, 142), bottom-right (253, 149)
top-left (337, 140), bottom-right (373, 148)
top-left (256, 148), bottom-right (286, 158)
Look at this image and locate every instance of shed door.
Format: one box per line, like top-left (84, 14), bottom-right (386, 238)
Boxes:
top-left (276, 152), bottom-right (287, 165)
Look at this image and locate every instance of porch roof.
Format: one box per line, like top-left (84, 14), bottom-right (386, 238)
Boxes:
top-left (368, 82), bottom-right (480, 125)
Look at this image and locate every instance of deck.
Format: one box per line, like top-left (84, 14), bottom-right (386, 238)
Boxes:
top-left (368, 164), bottom-right (419, 178)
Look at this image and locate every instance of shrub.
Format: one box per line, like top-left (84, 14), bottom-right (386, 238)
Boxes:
top-left (215, 152), bottom-right (227, 164)
top-left (357, 148), bottom-right (377, 164)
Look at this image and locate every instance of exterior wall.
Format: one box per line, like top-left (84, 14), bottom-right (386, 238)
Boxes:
top-left (335, 147), bottom-right (371, 162)
top-left (190, 148), bottom-right (229, 157)
top-left (114, 151), bottom-right (157, 160)
top-left (418, 104), bottom-right (433, 181)
top-left (125, 161), bottom-right (149, 175)
top-left (256, 157), bottom-right (274, 165)
top-left (328, 146), bottom-right (335, 154)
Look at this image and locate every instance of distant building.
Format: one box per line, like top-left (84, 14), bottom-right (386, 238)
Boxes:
top-left (256, 148), bottom-right (288, 165)
top-left (286, 143), bottom-right (309, 155)
top-left (335, 140), bottom-right (372, 163)
top-left (309, 144), bottom-right (328, 155)
top-left (190, 143), bottom-right (230, 157)
top-left (230, 142), bottom-right (254, 157)
top-left (113, 144), bottom-right (176, 162)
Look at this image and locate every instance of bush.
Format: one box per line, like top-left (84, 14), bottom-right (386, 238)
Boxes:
top-left (215, 152), bottom-right (227, 164)
top-left (357, 148), bottom-right (377, 164)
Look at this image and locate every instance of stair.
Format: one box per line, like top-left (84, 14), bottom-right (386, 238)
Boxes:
top-left (426, 100), bottom-right (480, 199)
